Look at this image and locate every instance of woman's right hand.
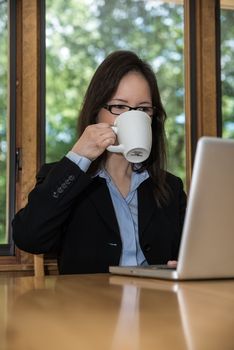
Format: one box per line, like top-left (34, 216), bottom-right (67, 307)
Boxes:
top-left (71, 123), bottom-right (116, 161)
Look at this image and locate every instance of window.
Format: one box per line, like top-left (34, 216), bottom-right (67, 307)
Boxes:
top-left (46, 0), bottom-right (185, 181)
top-left (0, 0), bottom-right (8, 245)
top-left (0, 0), bottom-right (16, 255)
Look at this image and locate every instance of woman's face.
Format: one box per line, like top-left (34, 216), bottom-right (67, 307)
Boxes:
top-left (97, 71), bottom-right (152, 124)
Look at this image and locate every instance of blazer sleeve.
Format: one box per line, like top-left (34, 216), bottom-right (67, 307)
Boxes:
top-left (12, 156), bottom-right (93, 254)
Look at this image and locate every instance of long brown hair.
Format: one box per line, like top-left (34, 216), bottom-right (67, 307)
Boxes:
top-left (77, 50), bottom-right (169, 205)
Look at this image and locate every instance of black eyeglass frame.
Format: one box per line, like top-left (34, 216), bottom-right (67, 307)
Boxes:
top-left (103, 104), bottom-right (156, 117)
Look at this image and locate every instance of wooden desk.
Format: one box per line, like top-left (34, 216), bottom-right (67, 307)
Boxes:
top-left (0, 274), bottom-right (233, 350)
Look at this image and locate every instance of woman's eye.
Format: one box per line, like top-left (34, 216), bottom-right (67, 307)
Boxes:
top-left (139, 107), bottom-right (149, 112)
top-left (115, 105), bottom-right (126, 110)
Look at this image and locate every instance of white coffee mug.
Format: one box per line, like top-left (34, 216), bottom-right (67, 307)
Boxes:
top-left (107, 110), bottom-right (152, 163)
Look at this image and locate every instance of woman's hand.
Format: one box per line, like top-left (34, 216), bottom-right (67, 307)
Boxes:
top-left (167, 260), bottom-right (177, 268)
top-left (71, 123), bottom-right (116, 160)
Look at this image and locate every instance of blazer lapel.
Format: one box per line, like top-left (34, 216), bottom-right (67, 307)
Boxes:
top-left (88, 178), bottom-right (120, 237)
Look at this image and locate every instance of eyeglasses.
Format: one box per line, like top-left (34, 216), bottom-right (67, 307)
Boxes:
top-left (103, 104), bottom-right (156, 117)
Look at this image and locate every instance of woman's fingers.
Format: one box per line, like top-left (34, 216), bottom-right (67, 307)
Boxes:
top-left (71, 123), bottom-right (116, 160)
top-left (167, 260), bottom-right (178, 267)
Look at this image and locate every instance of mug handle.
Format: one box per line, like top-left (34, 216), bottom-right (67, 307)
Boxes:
top-left (106, 126), bottom-right (124, 153)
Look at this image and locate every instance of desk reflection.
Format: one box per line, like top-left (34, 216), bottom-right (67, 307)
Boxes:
top-left (110, 277), bottom-right (187, 350)
top-left (111, 283), bottom-right (140, 350)
top-left (0, 274), bottom-right (234, 350)
top-left (110, 276), bottom-right (234, 350)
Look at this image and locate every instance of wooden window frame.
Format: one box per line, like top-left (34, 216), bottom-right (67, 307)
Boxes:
top-left (0, 0), bottom-right (54, 275)
top-left (184, 0), bottom-right (221, 189)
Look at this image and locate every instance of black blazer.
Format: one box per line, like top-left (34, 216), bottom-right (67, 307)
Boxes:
top-left (12, 157), bottom-right (187, 274)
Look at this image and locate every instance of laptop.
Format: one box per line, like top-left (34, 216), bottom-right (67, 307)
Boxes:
top-left (109, 136), bottom-right (234, 280)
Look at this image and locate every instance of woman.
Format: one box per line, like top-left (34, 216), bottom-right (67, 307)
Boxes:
top-left (12, 50), bottom-right (186, 274)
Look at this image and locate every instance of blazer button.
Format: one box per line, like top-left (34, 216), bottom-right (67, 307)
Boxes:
top-left (57, 187), bottom-right (63, 193)
top-left (144, 244), bottom-right (151, 252)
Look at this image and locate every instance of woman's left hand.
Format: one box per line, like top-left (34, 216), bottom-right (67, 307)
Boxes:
top-left (167, 260), bottom-right (177, 268)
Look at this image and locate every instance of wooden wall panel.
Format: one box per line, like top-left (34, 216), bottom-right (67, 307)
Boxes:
top-left (17, 0), bottom-right (39, 271)
top-left (20, 0), bottom-right (39, 207)
top-left (195, 0), bottom-right (219, 137)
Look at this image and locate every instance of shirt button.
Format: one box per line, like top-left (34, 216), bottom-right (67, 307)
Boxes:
top-left (144, 244), bottom-right (151, 252)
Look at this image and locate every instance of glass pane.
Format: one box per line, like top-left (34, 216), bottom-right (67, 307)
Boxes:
top-left (46, 0), bottom-right (185, 181)
top-left (0, 0), bottom-right (8, 244)
top-left (220, 5), bottom-right (234, 139)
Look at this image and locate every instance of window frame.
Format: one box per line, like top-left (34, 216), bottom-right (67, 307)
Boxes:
top-left (0, 0), bottom-right (47, 274)
top-left (184, 0), bottom-right (222, 188)
top-left (0, 0), bottom-right (17, 256)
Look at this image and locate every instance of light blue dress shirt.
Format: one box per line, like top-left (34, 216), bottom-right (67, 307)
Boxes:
top-left (66, 151), bottom-right (149, 266)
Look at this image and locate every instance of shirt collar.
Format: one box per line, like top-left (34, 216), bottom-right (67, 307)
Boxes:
top-left (96, 167), bottom-right (149, 192)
